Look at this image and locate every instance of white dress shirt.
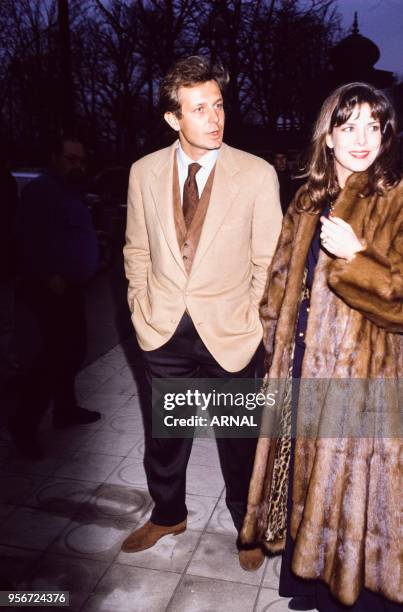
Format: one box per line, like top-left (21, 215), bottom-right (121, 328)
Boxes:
top-left (176, 143), bottom-right (219, 205)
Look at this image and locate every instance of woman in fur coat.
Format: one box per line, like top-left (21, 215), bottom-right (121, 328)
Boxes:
top-left (241, 82), bottom-right (402, 611)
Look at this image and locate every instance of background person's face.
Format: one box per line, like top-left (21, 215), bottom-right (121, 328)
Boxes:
top-left (274, 153), bottom-right (287, 172)
top-left (165, 80), bottom-right (225, 160)
top-left (325, 103), bottom-right (381, 187)
top-left (54, 141), bottom-right (86, 183)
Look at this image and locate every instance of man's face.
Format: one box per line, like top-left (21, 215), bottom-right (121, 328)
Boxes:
top-left (274, 153), bottom-right (287, 172)
top-left (53, 141), bottom-right (86, 183)
top-left (164, 80), bottom-right (225, 160)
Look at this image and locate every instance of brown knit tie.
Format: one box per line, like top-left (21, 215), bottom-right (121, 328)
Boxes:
top-left (183, 162), bottom-right (201, 228)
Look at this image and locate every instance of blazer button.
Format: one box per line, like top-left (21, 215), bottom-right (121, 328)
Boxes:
top-left (171, 319), bottom-right (176, 324)
top-left (183, 255), bottom-right (188, 260)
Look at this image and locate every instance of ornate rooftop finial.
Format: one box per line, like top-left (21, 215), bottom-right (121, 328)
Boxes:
top-left (352, 12), bottom-right (359, 35)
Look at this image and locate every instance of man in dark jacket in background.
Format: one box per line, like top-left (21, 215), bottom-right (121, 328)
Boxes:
top-left (11, 137), bottom-right (100, 457)
top-left (273, 151), bottom-right (303, 214)
top-left (0, 165), bottom-right (19, 389)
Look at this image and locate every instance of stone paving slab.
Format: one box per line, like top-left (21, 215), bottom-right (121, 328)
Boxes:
top-left (0, 342), bottom-right (289, 611)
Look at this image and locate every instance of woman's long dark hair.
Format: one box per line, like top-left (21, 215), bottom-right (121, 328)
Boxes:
top-left (297, 82), bottom-right (400, 213)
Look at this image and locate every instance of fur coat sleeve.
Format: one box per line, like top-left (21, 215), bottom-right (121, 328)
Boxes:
top-left (260, 197), bottom-right (301, 369)
top-left (328, 182), bottom-right (403, 332)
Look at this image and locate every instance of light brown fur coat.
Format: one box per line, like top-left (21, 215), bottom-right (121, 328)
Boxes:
top-left (241, 171), bottom-right (403, 605)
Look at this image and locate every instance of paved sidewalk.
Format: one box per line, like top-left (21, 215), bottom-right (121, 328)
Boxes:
top-left (0, 339), bottom-right (291, 611)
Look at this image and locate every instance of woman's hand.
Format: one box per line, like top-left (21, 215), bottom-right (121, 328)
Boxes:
top-left (320, 216), bottom-right (364, 261)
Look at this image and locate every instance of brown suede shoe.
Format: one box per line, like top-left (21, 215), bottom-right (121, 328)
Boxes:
top-left (121, 519), bottom-right (187, 553)
top-left (239, 547), bottom-right (265, 571)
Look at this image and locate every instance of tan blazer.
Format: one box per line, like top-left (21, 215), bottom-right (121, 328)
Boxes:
top-left (124, 141), bottom-right (282, 372)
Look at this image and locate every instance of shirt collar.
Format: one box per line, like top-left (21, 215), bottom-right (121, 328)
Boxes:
top-left (177, 142), bottom-right (219, 174)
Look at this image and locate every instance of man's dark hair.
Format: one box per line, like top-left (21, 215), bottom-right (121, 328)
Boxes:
top-left (159, 55), bottom-right (229, 117)
top-left (49, 133), bottom-right (85, 158)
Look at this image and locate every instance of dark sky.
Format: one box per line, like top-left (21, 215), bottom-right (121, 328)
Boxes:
top-left (336, 0), bottom-right (403, 79)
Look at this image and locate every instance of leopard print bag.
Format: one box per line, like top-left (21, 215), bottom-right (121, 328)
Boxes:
top-left (256, 368), bottom-right (292, 553)
top-left (256, 268), bottom-right (308, 553)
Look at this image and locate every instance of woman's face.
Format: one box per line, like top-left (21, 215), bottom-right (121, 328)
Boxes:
top-left (326, 103), bottom-right (382, 187)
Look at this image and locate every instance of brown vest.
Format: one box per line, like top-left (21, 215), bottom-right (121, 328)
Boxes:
top-left (173, 158), bottom-right (216, 274)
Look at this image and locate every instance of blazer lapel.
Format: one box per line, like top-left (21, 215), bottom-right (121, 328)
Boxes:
top-left (150, 141), bottom-right (187, 274)
top-left (191, 143), bottom-right (241, 273)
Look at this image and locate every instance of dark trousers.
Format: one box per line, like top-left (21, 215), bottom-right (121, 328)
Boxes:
top-left (140, 312), bottom-right (259, 533)
top-left (16, 279), bottom-right (86, 429)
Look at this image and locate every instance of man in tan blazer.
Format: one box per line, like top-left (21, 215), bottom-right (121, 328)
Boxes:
top-left (122, 56), bottom-right (282, 569)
